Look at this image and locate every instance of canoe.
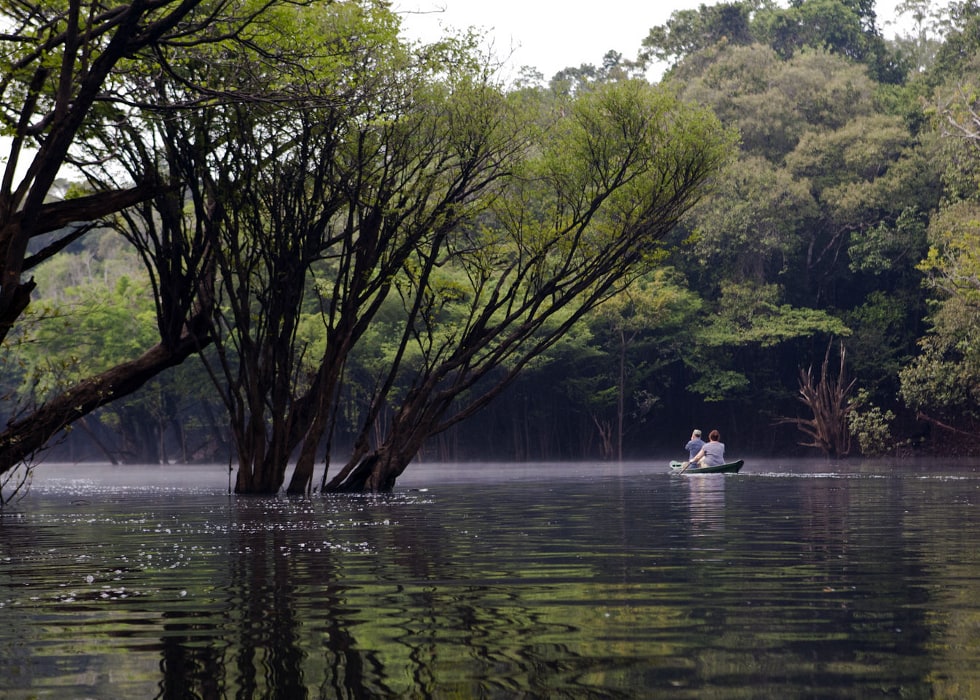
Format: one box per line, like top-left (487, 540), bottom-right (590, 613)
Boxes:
top-left (669, 459), bottom-right (744, 474)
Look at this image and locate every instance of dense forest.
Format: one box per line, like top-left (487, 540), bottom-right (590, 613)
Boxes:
top-left (3, 0), bottom-right (980, 494)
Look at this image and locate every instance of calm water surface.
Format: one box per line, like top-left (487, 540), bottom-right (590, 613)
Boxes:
top-left (1, 459), bottom-right (979, 698)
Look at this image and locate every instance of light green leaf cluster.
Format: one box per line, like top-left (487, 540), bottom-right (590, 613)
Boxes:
top-left (687, 370), bottom-right (752, 402)
top-left (675, 46), bottom-right (876, 162)
top-left (589, 268), bottom-right (702, 335)
top-left (4, 274), bottom-right (157, 404)
top-left (786, 114), bottom-right (915, 221)
top-left (898, 306), bottom-right (980, 419)
top-left (918, 200), bottom-right (980, 306)
top-left (699, 282), bottom-right (850, 349)
top-left (900, 199), bottom-right (980, 418)
top-left (847, 389), bottom-right (896, 456)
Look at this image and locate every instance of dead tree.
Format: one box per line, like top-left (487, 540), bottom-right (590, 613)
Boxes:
top-left (780, 341), bottom-right (859, 458)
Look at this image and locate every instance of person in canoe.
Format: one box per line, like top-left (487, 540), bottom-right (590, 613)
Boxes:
top-left (689, 429), bottom-right (725, 468)
top-left (685, 429), bottom-right (704, 461)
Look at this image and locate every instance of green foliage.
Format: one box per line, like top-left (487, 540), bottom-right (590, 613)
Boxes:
top-left (673, 46), bottom-right (878, 162)
top-left (849, 207), bottom-right (929, 275)
top-left (839, 289), bottom-right (919, 402)
top-left (785, 114), bottom-right (916, 218)
top-left (900, 199), bottom-right (980, 423)
top-left (13, 275), bottom-right (158, 400)
top-left (900, 186), bottom-right (980, 425)
top-left (650, 0), bottom-right (904, 84)
top-left (689, 154), bottom-right (818, 282)
top-left (898, 304), bottom-right (980, 422)
top-left (680, 283), bottom-right (850, 403)
top-left (687, 370), bottom-right (752, 401)
top-left (578, 268), bottom-right (701, 412)
top-left (762, 0), bottom-right (864, 57)
top-left (919, 200), bottom-right (980, 308)
top-left (890, 40), bottom-right (980, 435)
top-left (640, 1), bottom-right (758, 66)
top-left (5, 0), bottom-right (979, 467)
top-left (847, 389), bottom-right (896, 455)
top-left (924, 2), bottom-right (980, 88)
top-left (548, 51), bottom-right (647, 95)
top-left (701, 282), bottom-right (850, 348)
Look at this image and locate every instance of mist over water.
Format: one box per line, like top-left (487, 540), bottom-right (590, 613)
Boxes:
top-left (2, 459), bottom-right (978, 698)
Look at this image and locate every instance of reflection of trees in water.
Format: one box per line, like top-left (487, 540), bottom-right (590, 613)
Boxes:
top-left (675, 475), bottom-right (943, 692)
top-left (151, 494), bottom-right (626, 697)
top-left (9, 477), bottom-right (980, 697)
top-left (155, 498), bottom-right (380, 698)
top-left (0, 515), bottom-right (52, 689)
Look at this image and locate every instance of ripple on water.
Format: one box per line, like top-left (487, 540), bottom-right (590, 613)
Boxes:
top-left (2, 463), bottom-right (980, 698)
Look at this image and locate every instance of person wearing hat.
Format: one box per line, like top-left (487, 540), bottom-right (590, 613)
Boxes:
top-left (689, 429), bottom-right (726, 468)
top-left (685, 429), bottom-right (704, 461)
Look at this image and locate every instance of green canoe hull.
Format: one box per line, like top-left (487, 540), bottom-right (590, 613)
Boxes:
top-left (669, 459), bottom-right (744, 474)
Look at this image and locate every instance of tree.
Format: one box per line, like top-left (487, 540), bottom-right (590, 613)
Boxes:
top-left (323, 79), bottom-right (735, 492)
top-left (549, 51), bottom-right (646, 95)
top-left (760, 0), bottom-right (905, 83)
top-left (644, 0), bottom-right (904, 84)
top-left (779, 341), bottom-right (859, 457)
top-left (900, 200), bottom-right (980, 435)
top-left (682, 281), bottom-right (850, 409)
top-left (116, 4), bottom-right (528, 495)
top-left (664, 38), bottom-right (936, 438)
top-left (921, 0), bottom-right (980, 88)
top-left (897, 57), bottom-right (980, 441)
top-left (0, 0), bottom-right (255, 339)
top-left (640, 1), bottom-right (760, 68)
top-left (672, 45), bottom-right (879, 165)
top-left (0, 0), bottom-right (297, 475)
top-left (686, 155), bottom-right (818, 285)
top-left (764, 0), bottom-right (869, 61)
top-left (890, 0), bottom-right (952, 73)
top-left (581, 269), bottom-right (702, 460)
top-left (782, 111), bottom-right (929, 305)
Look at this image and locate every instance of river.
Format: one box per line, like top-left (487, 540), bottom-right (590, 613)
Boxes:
top-left (1, 458), bottom-right (977, 698)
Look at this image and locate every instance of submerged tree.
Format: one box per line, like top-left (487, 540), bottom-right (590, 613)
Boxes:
top-left (122, 7), bottom-right (731, 495)
top-left (322, 80), bottom-right (735, 492)
top-left (0, 0), bottom-right (308, 475)
top-left (109, 3), bottom-right (528, 495)
top-left (5, 0), bottom-right (725, 494)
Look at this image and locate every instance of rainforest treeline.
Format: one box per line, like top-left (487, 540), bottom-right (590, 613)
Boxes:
top-left (2, 0), bottom-right (980, 493)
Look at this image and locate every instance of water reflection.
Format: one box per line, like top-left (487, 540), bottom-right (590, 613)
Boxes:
top-left (684, 474), bottom-right (727, 533)
top-left (1, 461), bottom-right (979, 697)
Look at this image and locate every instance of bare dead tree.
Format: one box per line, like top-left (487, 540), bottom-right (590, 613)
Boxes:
top-left (779, 341), bottom-right (859, 458)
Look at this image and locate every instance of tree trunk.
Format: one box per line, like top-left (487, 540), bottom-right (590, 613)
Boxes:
top-left (323, 397), bottom-right (434, 493)
top-left (284, 353), bottom-right (347, 496)
top-left (232, 407), bottom-right (295, 495)
top-left (592, 414), bottom-right (615, 460)
top-left (235, 450), bottom-right (290, 495)
top-left (76, 417), bottom-right (120, 465)
top-left (0, 330), bottom-right (209, 475)
top-left (616, 328), bottom-right (626, 461)
top-left (324, 447), bottom-right (412, 494)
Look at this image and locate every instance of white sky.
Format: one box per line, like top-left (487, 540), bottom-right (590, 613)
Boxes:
top-left (396, 1), bottom-right (910, 81)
